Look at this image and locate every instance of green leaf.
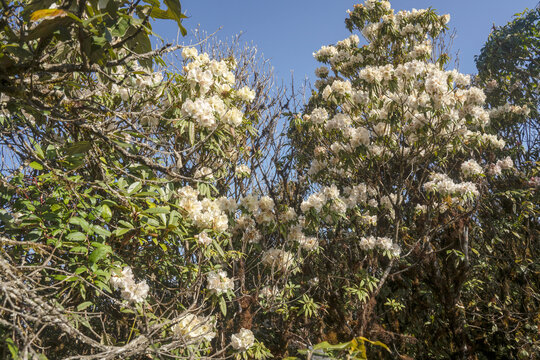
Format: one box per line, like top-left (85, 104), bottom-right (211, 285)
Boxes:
top-left (101, 204), bottom-right (112, 222)
top-left (69, 217), bottom-right (91, 232)
top-left (111, 17), bottom-right (130, 37)
top-left (118, 220), bottom-right (134, 229)
top-left (143, 206), bottom-right (170, 214)
top-left (127, 181), bottom-right (142, 195)
top-left (88, 243), bottom-right (112, 264)
top-left (149, 7), bottom-right (173, 20)
top-left (70, 246), bottom-right (88, 254)
top-left (29, 161), bottom-right (43, 170)
top-left (65, 141), bottom-right (92, 155)
top-left (356, 337), bottom-right (391, 352)
top-left (93, 225), bottom-right (111, 238)
top-left (32, 141), bottom-right (45, 159)
top-left (6, 338), bottom-right (19, 359)
top-left (75, 266), bottom-right (88, 275)
top-left (213, 239), bottom-right (226, 258)
top-left (219, 296), bottom-right (227, 316)
top-left (115, 227), bottom-right (131, 236)
top-left (77, 301), bottom-right (93, 311)
top-left (94, 280), bottom-right (111, 292)
top-left (67, 232), bottom-right (86, 241)
top-left (313, 341), bottom-right (351, 351)
top-left (163, 0), bottom-right (187, 35)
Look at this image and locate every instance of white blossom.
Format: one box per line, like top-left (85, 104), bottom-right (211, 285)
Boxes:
top-left (231, 328), bottom-right (255, 351)
top-left (236, 86), bottom-right (256, 102)
top-left (261, 249), bottom-right (295, 272)
top-left (207, 270), bottom-right (234, 295)
top-left (110, 267), bottom-right (149, 303)
top-left (196, 232), bottom-right (212, 246)
top-left (461, 159), bottom-right (483, 177)
top-left (172, 314), bottom-right (216, 342)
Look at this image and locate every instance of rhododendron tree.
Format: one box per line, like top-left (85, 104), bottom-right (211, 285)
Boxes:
top-left (0, 0), bottom-right (281, 357)
top-left (468, 7), bottom-right (540, 358)
top-left (285, 0), bottom-right (529, 357)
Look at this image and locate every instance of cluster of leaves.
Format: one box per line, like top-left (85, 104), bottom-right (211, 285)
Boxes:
top-left (472, 6), bottom-right (540, 358)
top-left (476, 6), bottom-right (540, 167)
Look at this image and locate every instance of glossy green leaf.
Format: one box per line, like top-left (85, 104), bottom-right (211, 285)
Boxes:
top-left (67, 232), bottom-right (86, 241)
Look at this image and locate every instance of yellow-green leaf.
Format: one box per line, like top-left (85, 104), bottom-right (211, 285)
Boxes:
top-left (29, 161), bottom-right (43, 170)
top-left (30, 9), bottom-right (68, 21)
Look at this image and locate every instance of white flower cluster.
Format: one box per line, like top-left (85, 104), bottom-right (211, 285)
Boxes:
top-left (178, 48), bottom-right (255, 129)
top-left (352, 4), bottom-right (447, 49)
top-left (307, 107), bottom-right (329, 124)
top-left (194, 166), bottom-right (214, 179)
top-left (239, 194), bottom-right (276, 225)
top-left (279, 206), bottom-right (297, 222)
top-left (465, 132), bottom-right (506, 149)
top-left (337, 34), bottom-right (360, 48)
top-left (364, 0), bottom-right (391, 11)
top-left (299, 182), bottom-right (382, 226)
top-left (461, 159), bottom-right (483, 178)
top-left (181, 94), bottom-right (245, 129)
top-left (423, 173), bottom-right (479, 199)
top-left (315, 66), bottom-right (330, 78)
top-left (207, 270), bottom-right (234, 295)
top-left (288, 221), bottom-right (319, 251)
top-left (301, 192), bottom-right (327, 213)
top-left (313, 45), bottom-right (338, 61)
top-left (110, 267), bottom-right (149, 304)
top-left (237, 86), bottom-right (256, 102)
top-left (182, 48), bottom-right (235, 92)
top-left (196, 232), bottom-right (213, 246)
top-left (259, 285), bottom-right (279, 299)
top-left (321, 80), bottom-right (353, 100)
top-left (261, 248), bottom-right (295, 272)
top-left (415, 204), bottom-right (427, 214)
top-left (407, 40), bottom-right (432, 60)
top-left (489, 103), bottom-right (530, 118)
top-left (528, 177), bottom-right (540, 188)
top-left (305, 63), bottom-right (502, 165)
top-left (178, 186), bottom-right (229, 232)
top-left (241, 223), bottom-right (262, 244)
top-left (111, 63), bottom-right (163, 102)
top-left (347, 126), bottom-right (371, 147)
top-left (235, 164), bottom-right (251, 177)
top-left (487, 156), bottom-right (514, 176)
top-left (217, 196), bottom-right (238, 213)
top-left (231, 328), bottom-right (255, 351)
top-left (171, 313), bottom-right (216, 342)
top-left (181, 47), bottom-right (198, 59)
top-left (182, 98), bottom-right (218, 128)
top-left (298, 236), bottom-right (319, 251)
top-left (359, 235), bottom-right (401, 257)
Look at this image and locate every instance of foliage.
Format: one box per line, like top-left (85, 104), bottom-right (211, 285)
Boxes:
top-left (476, 7), bottom-right (539, 168)
top-left (473, 7), bottom-right (540, 358)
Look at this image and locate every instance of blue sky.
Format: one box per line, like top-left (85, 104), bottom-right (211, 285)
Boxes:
top-left (152, 1), bottom-right (538, 83)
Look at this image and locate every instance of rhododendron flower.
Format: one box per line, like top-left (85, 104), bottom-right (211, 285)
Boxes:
top-left (110, 267), bottom-right (149, 304)
top-left (231, 328), bottom-right (255, 351)
top-left (172, 314), bottom-right (216, 342)
top-left (207, 270), bottom-right (234, 294)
